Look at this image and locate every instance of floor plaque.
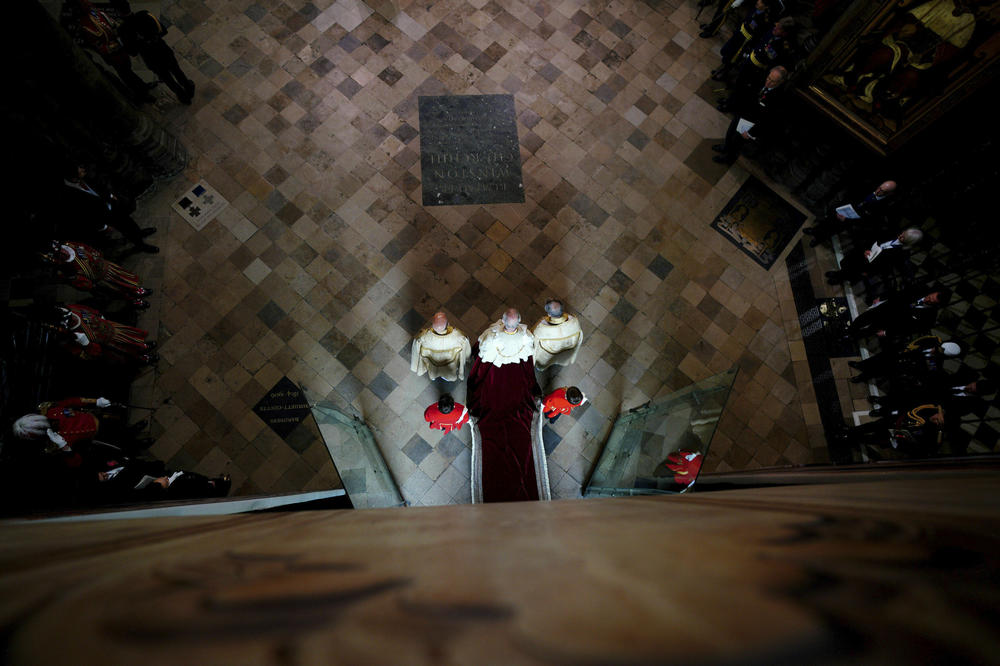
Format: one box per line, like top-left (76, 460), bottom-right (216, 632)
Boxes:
top-left (171, 180), bottom-right (228, 231)
top-left (710, 176), bottom-right (806, 269)
top-left (418, 94), bottom-right (524, 206)
top-left (253, 376), bottom-right (311, 439)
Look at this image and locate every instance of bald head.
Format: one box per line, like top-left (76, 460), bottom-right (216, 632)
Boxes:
top-left (432, 312), bottom-right (448, 334)
top-left (502, 308), bottom-right (521, 332)
top-left (898, 228), bottom-right (923, 246)
top-left (876, 181), bottom-right (897, 197)
top-left (544, 298), bottom-right (563, 318)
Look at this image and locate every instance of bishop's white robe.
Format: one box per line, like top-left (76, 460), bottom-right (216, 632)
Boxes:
top-left (410, 325), bottom-right (472, 381)
top-left (476, 320), bottom-right (534, 367)
top-left (531, 314), bottom-right (583, 370)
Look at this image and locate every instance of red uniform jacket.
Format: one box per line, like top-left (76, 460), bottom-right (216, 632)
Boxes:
top-left (542, 388), bottom-right (584, 418)
top-left (40, 398), bottom-right (101, 447)
top-left (665, 450), bottom-right (703, 486)
top-left (424, 403), bottom-right (469, 433)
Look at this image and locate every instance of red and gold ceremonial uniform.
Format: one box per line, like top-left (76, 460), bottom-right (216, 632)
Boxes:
top-left (38, 398), bottom-right (102, 447)
top-left (63, 304), bottom-right (151, 362)
top-left (424, 402), bottom-right (470, 433)
top-left (542, 388), bottom-right (585, 419)
top-left (665, 450), bottom-right (703, 487)
top-left (78, 5), bottom-right (129, 65)
top-left (52, 242), bottom-right (147, 300)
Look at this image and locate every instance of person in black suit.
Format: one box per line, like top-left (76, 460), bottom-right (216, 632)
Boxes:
top-left (825, 227), bottom-right (922, 285)
top-left (935, 378), bottom-right (996, 420)
top-left (60, 162), bottom-right (158, 253)
top-left (712, 65), bottom-right (787, 164)
top-left (848, 335), bottom-right (960, 384)
top-left (61, 0), bottom-right (154, 103)
top-left (83, 455), bottom-right (231, 504)
top-left (112, 0), bottom-right (195, 105)
top-left (803, 180), bottom-right (898, 247)
top-left (846, 287), bottom-right (950, 341)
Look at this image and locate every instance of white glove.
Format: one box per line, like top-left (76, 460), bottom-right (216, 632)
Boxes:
top-left (96, 397), bottom-right (112, 408)
top-left (46, 429), bottom-right (69, 449)
top-left (74, 332), bottom-right (90, 346)
top-left (732, 0), bottom-right (745, 6)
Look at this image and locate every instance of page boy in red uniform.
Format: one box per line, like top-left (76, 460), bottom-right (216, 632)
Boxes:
top-left (424, 395), bottom-right (470, 433)
top-left (542, 386), bottom-right (586, 423)
top-left (665, 450), bottom-right (703, 487)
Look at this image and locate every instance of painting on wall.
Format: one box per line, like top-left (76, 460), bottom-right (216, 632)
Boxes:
top-left (801, 0), bottom-right (1000, 153)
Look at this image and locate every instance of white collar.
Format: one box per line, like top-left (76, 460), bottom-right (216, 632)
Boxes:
top-left (64, 179), bottom-right (99, 197)
top-left (64, 312), bottom-right (82, 330)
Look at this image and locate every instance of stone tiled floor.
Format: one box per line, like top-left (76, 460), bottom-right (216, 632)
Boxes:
top-left (129, 0), bottom-right (830, 505)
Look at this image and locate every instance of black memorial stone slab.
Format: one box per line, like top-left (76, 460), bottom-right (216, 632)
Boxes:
top-left (418, 94), bottom-right (524, 206)
top-left (253, 376), bottom-right (311, 439)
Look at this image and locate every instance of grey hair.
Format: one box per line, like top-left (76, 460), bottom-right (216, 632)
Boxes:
top-left (502, 309), bottom-right (521, 330)
top-left (13, 414), bottom-right (49, 439)
top-left (544, 299), bottom-right (563, 317)
top-left (900, 228), bottom-right (923, 246)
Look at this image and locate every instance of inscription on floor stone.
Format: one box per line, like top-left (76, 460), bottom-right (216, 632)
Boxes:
top-left (418, 94), bottom-right (524, 206)
top-left (253, 376), bottom-right (311, 439)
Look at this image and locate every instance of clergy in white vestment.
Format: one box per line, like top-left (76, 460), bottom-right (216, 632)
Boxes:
top-left (531, 298), bottom-right (583, 370)
top-left (410, 312), bottom-right (472, 381)
top-left (477, 308), bottom-right (534, 367)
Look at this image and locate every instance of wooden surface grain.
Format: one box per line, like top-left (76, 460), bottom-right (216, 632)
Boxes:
top-left (2, 472), bottom-right (999, 664)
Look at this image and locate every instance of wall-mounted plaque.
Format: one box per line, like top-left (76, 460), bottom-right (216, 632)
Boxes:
top-left (418, 94), bottom-right (525, 206)
top-left (253, 376), bottom-right (311, 439)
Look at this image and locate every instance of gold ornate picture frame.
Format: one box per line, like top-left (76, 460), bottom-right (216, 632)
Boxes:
top-left (800, 0), bottom-right (1000, 154)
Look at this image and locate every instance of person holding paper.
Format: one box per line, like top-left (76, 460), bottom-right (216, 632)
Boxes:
top-left (712, 66), bottom-right (788, 165)
top-left (802, 180), bottom-right (897, 247)
top-left (825, 228), bottom-right (922, 286)
top-left (933, 378), bottom-right (996, 421)
top-left (84, 454), bottom-right (231, 504)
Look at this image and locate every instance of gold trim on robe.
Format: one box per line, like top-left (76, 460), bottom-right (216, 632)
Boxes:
top-left (410, 325), bottom-right (472, 381)
top-left (531, 314), bottom-right (583, 370)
